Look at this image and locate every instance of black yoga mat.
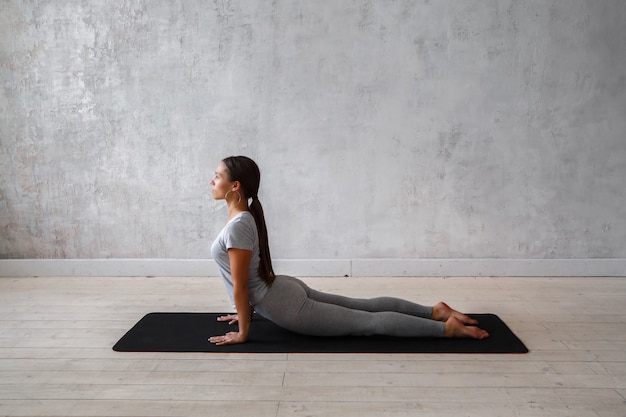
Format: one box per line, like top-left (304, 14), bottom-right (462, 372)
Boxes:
top-left (113, 312), bottom-right (528, 353)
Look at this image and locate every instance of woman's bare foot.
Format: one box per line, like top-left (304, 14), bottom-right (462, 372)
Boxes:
top-left (432, 301), bottom-right (479, 325)
top-left (444, 316), bottom-right (489, 339)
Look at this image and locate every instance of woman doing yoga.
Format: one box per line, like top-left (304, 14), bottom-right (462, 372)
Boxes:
top-left (208, 156), bottom-right (489, 345)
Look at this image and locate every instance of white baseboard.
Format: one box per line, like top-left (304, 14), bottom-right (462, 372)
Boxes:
top-left (351, 258), bottom-right (626, 277)
top-left (0, 258), bottom-right (625, 277)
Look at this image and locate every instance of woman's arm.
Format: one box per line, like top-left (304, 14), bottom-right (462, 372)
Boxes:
top-left (209, 248), bottom-right (252, 345)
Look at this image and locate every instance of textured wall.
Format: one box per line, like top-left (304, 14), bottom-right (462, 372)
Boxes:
top-left (1, 0), bottom-right (625, 260)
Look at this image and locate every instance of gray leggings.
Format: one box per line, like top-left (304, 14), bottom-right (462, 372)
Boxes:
top-left (254, 275), bottom-right (445, 337)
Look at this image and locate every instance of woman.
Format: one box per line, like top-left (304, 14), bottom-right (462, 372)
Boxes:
top-left (209, 156), bottom-right (489, 345)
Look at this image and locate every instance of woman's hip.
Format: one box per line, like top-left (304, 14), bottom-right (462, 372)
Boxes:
top-left (254, 275), bottom-right (306, 318)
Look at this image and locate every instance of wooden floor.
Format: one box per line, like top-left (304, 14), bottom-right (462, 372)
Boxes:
top-left (0, 275), bottom-right (625, 417)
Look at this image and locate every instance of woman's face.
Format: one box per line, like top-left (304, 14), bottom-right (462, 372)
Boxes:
top-left (210, 161), bottom-right (232, 200)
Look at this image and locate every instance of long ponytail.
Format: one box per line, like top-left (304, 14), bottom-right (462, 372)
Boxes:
top-left (222, 156), bottom-right (276, 286)
top-left (249, 197), bottom-right (276, 285)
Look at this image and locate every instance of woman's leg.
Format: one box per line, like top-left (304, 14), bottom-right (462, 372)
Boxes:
top-left (302, 282), bottom-right (434, 318)
top-left (292, 276), bottom-right (479, 326)
top-left (255, 276), bottom-right (445, 337)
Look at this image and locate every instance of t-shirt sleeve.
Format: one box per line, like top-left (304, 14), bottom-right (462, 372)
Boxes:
top-left (224, 217), bottom-right (255, 251)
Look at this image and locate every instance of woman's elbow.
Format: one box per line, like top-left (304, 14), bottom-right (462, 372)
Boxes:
top-left (233, 287), bottom-right (249, 301)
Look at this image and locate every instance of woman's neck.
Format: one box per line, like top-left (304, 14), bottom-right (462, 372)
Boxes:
top-left (227, 204), bottom-right (249, 222)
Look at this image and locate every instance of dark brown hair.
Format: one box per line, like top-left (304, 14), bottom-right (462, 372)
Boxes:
top-left (222, 156), bottom-right (276, 286)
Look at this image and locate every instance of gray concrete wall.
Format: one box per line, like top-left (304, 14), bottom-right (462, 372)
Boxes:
top-left (1, 1), bottom-right (625, 261)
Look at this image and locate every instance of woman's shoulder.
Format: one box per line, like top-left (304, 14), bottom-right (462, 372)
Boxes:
top-left (224, 211), bottom-right (257, 246)
top-left (226, 211), bottom-right (256, 233)
top-left (229, 211), bottom-right (254, 225)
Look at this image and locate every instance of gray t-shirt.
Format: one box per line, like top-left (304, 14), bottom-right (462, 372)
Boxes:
top-left (211, 211), bottom-right (269, 306)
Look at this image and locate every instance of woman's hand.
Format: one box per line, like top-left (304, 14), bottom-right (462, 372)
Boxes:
top-left (216, 314), bottom-right (239, 325)
top-left (209, 331), bottom-right (247, 345)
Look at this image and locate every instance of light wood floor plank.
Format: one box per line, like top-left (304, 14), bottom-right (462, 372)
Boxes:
top-left (0, 399), bottom-right (280, 417)
top-left (276, 401), bottom-right (616, 417)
